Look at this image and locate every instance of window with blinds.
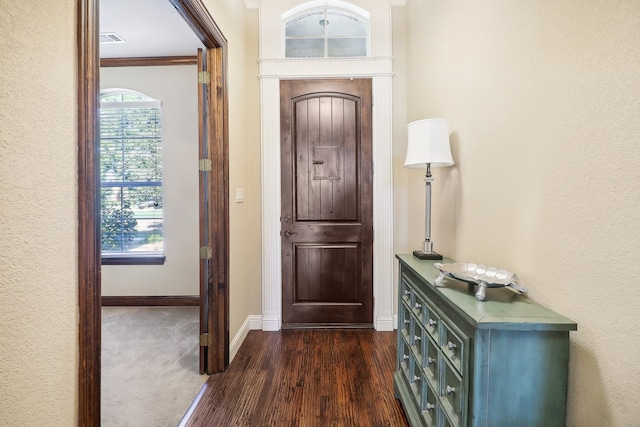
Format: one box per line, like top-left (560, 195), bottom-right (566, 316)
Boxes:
top-left (100, 89), bottom-right (163, 257)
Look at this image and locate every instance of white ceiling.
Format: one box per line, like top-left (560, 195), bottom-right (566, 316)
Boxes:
top-left (100, 0), bottom-right (205, 58)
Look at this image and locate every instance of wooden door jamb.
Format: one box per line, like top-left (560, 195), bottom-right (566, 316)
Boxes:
top-left (77, 0), bottom-right (229, 424)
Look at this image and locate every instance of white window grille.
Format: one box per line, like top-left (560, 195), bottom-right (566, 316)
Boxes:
top-left (284, 7), bottom-right (369, 58)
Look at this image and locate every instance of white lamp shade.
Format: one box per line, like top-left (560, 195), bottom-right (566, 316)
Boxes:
top-left (404, 118), bottom-right (455, 168)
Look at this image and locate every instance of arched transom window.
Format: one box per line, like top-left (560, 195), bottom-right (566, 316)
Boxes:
top-left (284, 4), bottom-right (369, 58)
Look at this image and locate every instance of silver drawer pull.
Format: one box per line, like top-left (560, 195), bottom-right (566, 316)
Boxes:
top-left (445, 385), bottom-right (456, 395)
top-left (425, 403), bottom-right (435, 411)
top-left (403, 354), bottom-right (410, 361)
top-left (414, 302), bottom-right (422, 309)
top-left (413, 375), bottom-right (420, 383)
top-left (427, 357), bottom-right (435, 365)
top-left (403, 289), bottom-right (410, 296)
top-left (447, 341), bottom-right (457, 351)
top-left (414, 335), bottom-right (421, 342)
top-left (428, 318), bottom-right (437, 327)
top-left (403, 319), bottom-right (409, 325)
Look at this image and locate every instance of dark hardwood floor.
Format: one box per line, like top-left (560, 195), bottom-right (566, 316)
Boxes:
top-left (180, 329), bottom-right (409, 427)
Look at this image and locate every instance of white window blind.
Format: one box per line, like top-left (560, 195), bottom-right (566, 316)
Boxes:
top-left (100, 89), bottom-right (163, 255)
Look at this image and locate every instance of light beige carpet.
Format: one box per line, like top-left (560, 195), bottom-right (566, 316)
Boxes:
top-left (101, 306), bottom-right (208, 427)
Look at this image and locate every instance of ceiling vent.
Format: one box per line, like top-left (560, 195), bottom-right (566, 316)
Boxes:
top-left (100, 32), bottom-right (126, 44)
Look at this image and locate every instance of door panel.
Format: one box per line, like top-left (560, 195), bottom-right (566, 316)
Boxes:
top-left (198, 47), bottom-right (228, 374)
top-left (295, 97), bottom-right (357, 221)
top-left (281, 79), bottom-right (373, 327)
top-left (197, 48), bottom-right (210, 374)
top-left (295, 244), bottom-right (359, 302)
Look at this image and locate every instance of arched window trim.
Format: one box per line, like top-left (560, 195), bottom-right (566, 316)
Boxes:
top-left (282, 1), bottom-right (370, 59)
top-left (100, 88), bottom-right (161, 109)
top-left (282, 0), bottom-right (369, 22)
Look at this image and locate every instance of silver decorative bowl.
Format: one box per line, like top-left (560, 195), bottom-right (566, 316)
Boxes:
top-left (433, 262), bottom-right (527, 301)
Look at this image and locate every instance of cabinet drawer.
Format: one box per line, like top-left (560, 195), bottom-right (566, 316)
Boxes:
top-left (423, 334), bottom-right (439, 389)
top-left (411, 321), bottom-right (425, 361)
top-left (441, 413), bottom-right (456, 427)
top-left (400, 302), bottom-right (411, 333)
top-left (423, 302), bottom-right (440, 343)
top-left (440, 320), bottom-right (466, 374)
top-left (399, 337), bottom-right (411, 383)
top-left (440, 359), bottom-right (464, 427)
top-left (400, 278), bottom-right (412, 305)
top-left (409, 353), bottom-right (424, 412)
top-left (420, 379), bottom-right (439, 427)
top-left (411, 291), bottom-right (426, 323)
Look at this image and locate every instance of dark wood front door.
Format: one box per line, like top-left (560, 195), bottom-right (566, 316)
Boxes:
top-left (280, 79), bottom-right (373, 328)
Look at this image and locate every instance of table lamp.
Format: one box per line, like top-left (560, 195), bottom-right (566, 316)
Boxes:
top-left (404, 118), bottom-right (454, 260)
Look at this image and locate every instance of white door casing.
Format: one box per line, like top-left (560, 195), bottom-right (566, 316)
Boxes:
top-left (258, 0), bottom-right (395, 331)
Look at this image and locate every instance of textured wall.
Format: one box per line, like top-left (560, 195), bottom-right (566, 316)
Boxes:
top-left (400, 0), bottom-right (640, 425)
top-left (0, 1), bottom-right (78, 425)
top-left (100, 65), bottom-right (200, 296)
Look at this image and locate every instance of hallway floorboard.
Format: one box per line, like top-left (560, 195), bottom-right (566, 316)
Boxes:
top-left (180, 329), bottom-right (409, 427)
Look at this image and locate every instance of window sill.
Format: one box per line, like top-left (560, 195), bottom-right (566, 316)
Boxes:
top-left (101, 255), bottom-right (166, 265)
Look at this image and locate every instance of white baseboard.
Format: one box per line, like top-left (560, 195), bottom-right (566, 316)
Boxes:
top-left (229, 314), bottom-right (262, 363)
top-left (376, 315), bottom-right (396, 331)
top-left (261, 315), bottom-right (280, 331)
top-left (249, 315), bottom-right (263, 330)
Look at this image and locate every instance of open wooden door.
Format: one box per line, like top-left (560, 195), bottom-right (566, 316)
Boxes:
top-left (198, 47), bottom-right (229, 374)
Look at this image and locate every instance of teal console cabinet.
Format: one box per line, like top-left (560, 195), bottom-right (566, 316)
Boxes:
top-left (394, 254), bottom-right (577, 427)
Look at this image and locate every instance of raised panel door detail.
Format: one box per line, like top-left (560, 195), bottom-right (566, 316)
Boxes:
top-left (293, 244), bottom-right (359, 302)
top-left (294, 96), bottom-right (357, 222)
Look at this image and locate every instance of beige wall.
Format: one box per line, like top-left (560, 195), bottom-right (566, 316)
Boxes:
top-left (399, 1), bottom-right (640, 425)
top-left (392, 4), bottom-right (409, 315)
top-left (0, 1), bottom-right (78, 425)
top-left (235, 5), bottom-right (263, 334)
top-left (201, 0), bottom-right (263, 340)
top-left (100, 65), bottom-right (200, 296)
